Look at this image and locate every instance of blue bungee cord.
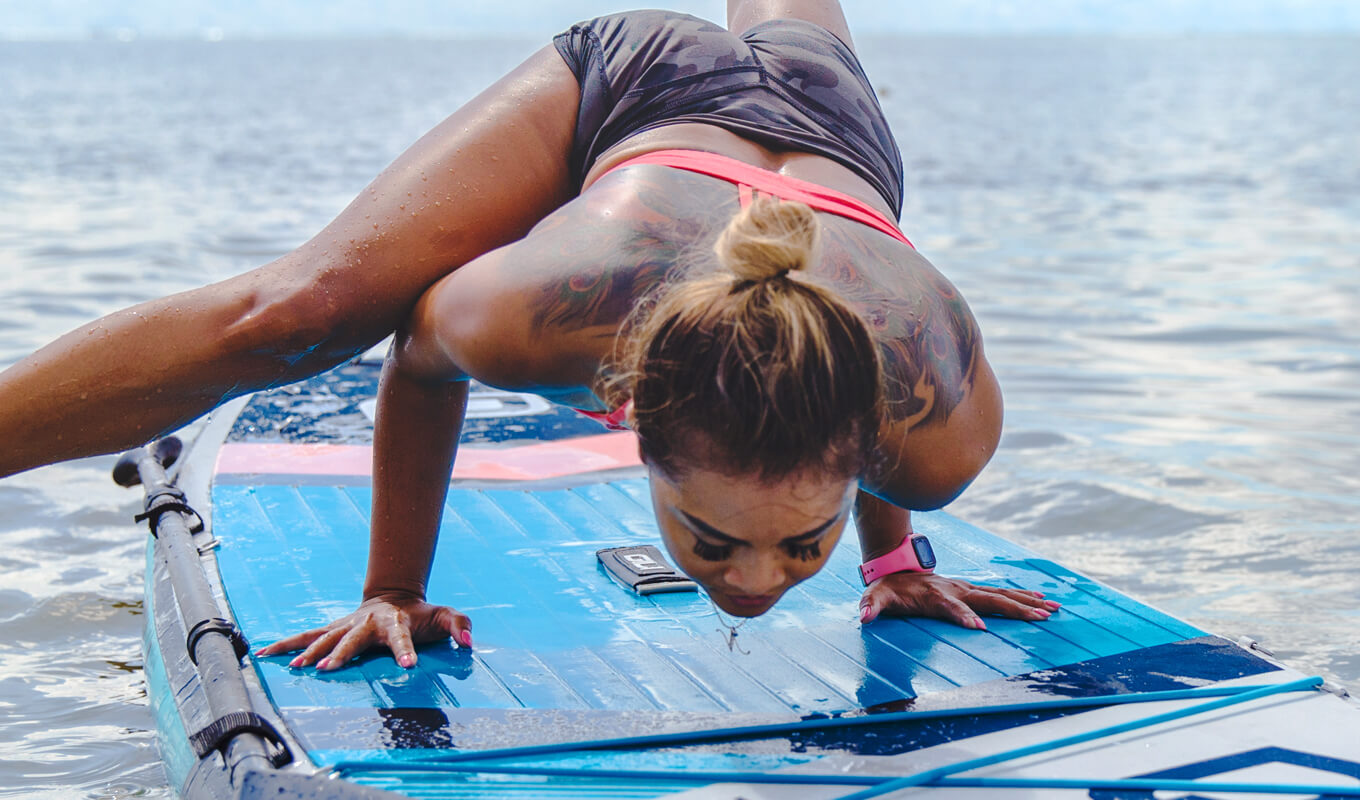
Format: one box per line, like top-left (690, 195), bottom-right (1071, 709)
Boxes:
top-left (332, 676), bottom-right (1352, 797)
top-left (833, 675), bottom-right (1324, 799)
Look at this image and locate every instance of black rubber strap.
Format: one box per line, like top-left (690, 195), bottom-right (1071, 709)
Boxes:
top-left (189, 711), bottom-right (293, 768)
top-left (186, 617), bottom-right (250, 665)
top-left (134, 491), bottom-right (205, 536)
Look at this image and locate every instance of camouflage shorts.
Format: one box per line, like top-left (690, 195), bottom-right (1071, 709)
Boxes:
top-left (553, 10), bottom-right (904, 216)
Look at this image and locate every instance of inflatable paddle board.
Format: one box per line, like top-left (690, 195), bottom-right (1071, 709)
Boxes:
top-left (122, 353), bottom-right (1360, 799)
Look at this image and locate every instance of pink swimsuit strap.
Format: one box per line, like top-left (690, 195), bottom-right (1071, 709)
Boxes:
top-left (604, 148), bottom-right (913, 248)
top-left (574, 399), bottom-right (632, 432)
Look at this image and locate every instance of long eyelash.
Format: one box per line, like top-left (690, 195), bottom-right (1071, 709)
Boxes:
top-left (784, 541), bottom-right (823, 562)
top-left (691, 538), bottom-right (733, 562)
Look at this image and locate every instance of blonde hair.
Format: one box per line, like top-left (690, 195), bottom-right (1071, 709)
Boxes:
top-left (604, 196), bottom-right (883, 482)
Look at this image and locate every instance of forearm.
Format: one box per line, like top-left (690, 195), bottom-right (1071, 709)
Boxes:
top-left (364, 348), bottom-right (469, 600)
top-left (854, 489), bottom-right (912, 562)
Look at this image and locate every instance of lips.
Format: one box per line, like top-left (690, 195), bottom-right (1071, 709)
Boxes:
top-left (720, 593), bottom-right (778, 613)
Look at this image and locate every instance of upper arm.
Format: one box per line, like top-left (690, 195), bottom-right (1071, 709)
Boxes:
top-left (402, 187), bottom-right (642, 392)
top-left (400, 244), bottom-right (550, 388)
top-left (727, 0), bottom-right (856, 50)
top-left (866, 356), bottom-right (1004, 511)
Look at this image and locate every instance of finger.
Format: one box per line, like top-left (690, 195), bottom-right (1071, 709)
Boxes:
top-left (387, 624), bottom-right (417, 669)
top-left (256, 628), bottom-right (325, 657)
top-left (320, 621), bottom-right (377, 671)
top-left (933, 594), bottom-right (987, 631)
top-left (292, 626), bottom-right (348, 668)
top-left (965, 590), bottom-right (1054, 621)
top-left (996, 587), bottom-right (1062, 610)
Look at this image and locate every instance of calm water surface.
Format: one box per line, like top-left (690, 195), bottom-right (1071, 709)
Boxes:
top-left (1, 33), bottom-right (1357, 798)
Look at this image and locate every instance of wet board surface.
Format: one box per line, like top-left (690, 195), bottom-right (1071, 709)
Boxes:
top-left (151, 359), bottom-right (1360, 799)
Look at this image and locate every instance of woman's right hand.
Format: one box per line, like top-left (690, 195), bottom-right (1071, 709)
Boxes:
top-left (254, 592), bottom-right (472, 671)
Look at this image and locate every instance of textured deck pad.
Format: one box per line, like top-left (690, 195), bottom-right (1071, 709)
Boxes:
top-left (211, 372), bottom-right (1212, 789)
top-left (217, 477), bottom-right (1202, 742)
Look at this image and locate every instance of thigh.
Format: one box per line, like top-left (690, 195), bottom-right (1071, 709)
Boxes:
top-left (726, 0), bottom-right (855, 48)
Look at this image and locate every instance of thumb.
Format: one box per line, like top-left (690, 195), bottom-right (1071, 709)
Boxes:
top-left (859, 594), bottom-right (881, 624)
top-left (434, 606), bottom-right (474, 649)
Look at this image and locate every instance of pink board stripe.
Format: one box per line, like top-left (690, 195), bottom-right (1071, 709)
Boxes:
top-left (215, 433), bottom-right (642, 481)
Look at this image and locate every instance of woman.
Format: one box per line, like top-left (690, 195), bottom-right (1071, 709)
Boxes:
top-left (1, 2), bottom-right (1057, 669)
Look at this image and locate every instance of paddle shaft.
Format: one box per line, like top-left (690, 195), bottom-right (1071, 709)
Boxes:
top-left (128, 441), bottom-right (284, 783)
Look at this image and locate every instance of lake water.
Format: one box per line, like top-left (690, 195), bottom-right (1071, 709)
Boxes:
top-left (1, 32), bottom-right (1357, 798)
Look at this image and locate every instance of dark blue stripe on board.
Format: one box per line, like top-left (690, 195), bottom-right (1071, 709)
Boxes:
top-left (280, 636), bottom-right (1276, 755)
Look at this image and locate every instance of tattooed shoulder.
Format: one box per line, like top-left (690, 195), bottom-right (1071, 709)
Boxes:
top-left (521, 167), bottom-right (738, 333)
top-left (818, 222), bottom-right (982, 430)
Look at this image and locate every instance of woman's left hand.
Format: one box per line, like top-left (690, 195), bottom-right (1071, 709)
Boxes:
top-left (858, 572), bottom-right (1060, 630)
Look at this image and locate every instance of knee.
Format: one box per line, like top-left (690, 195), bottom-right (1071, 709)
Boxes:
top-left (214, 266), bottom-right (378, 380)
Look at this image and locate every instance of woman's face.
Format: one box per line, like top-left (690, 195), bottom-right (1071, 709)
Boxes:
top-left (649, 465), bottom-right (857, 617)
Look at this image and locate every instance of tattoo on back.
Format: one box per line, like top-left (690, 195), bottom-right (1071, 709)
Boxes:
top-left (520, 168), bottom-right (982, 430)
top-left (525, 170), bottom-right (725, 334)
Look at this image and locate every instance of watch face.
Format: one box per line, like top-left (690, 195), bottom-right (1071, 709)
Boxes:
top-left (912, 536), bottom-right (938, 570)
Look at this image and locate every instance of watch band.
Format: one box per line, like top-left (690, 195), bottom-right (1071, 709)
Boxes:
top-left (859, 532), bottom-right (937, 585)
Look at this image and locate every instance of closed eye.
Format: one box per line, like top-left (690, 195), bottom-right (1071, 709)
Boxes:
top-left (691, 537), bottom-right (734, 562)
top-left (782, 540), bottom-right (823, 561)
top-left (677, 505), bottom-right (846, 562)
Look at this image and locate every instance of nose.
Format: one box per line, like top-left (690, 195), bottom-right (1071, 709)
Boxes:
top-left (724, 552), bottom-right (786, 596)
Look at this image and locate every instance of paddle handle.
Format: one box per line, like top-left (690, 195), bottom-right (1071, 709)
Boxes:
top-left (112, 436), bottom-right (182, 487)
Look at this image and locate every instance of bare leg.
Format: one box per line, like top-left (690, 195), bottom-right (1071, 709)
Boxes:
top-left (0, 46), bottom-right (579, 477)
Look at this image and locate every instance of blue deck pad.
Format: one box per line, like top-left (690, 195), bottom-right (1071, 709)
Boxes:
top-left (256, 637), bottom-right (1275, 762)
top-left (216, 476), bottom-right (1206, 724)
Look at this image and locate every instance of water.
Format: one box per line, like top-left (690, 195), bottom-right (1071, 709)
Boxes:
top-left (1, 33), bottom-right (1357, 797)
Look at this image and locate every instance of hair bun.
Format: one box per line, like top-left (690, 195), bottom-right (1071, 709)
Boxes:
top-left (713, 196), bottom-right (821, 282)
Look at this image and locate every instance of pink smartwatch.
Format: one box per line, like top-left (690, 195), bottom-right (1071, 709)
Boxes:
top-left (859, 532), bottom-right (937, 585)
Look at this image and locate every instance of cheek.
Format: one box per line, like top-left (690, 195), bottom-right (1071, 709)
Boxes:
top-left (791, 527), bottom-right (846, 579)
top-left (653, 516), bottom-right (712, 580)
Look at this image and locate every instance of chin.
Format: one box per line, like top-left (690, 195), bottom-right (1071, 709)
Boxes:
top-left (712, 591), bottom-right (780, 617)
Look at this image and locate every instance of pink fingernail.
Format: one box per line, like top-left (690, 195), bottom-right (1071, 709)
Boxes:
top-left (398, 654), bottom-right (414, 668)
top-left (972, 617), bottom-right (987, 630)
top-left (317, 658), bottom-right (330, 670)
top-left (460, 630), bottom-right (473, 647)
top-left (1044, 600), bottom-right (1062, 610)
top-left (1033, 609), bottom-right (1051, 619)
top-left (1032, 591), bottom-right (1046, 598)
top-left (859, 607), bottom-right (871, 623)
top-left (288, 656), bottom-right (302, 668)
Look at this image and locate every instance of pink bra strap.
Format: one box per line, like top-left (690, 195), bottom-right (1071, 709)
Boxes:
top-left (575, 399), bottom-right (632, 431)
top-left (605, 149), bottom-right (913, 248)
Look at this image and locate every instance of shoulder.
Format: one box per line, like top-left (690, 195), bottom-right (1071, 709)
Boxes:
top-left (818, 220), bottom-right (983, 427)
top-left (867, 355), bottom-right (1003, 510)
top-left (813, 221), bottom-right (1002, 508)
top-left (412, 170), bottom-right (737, 390)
